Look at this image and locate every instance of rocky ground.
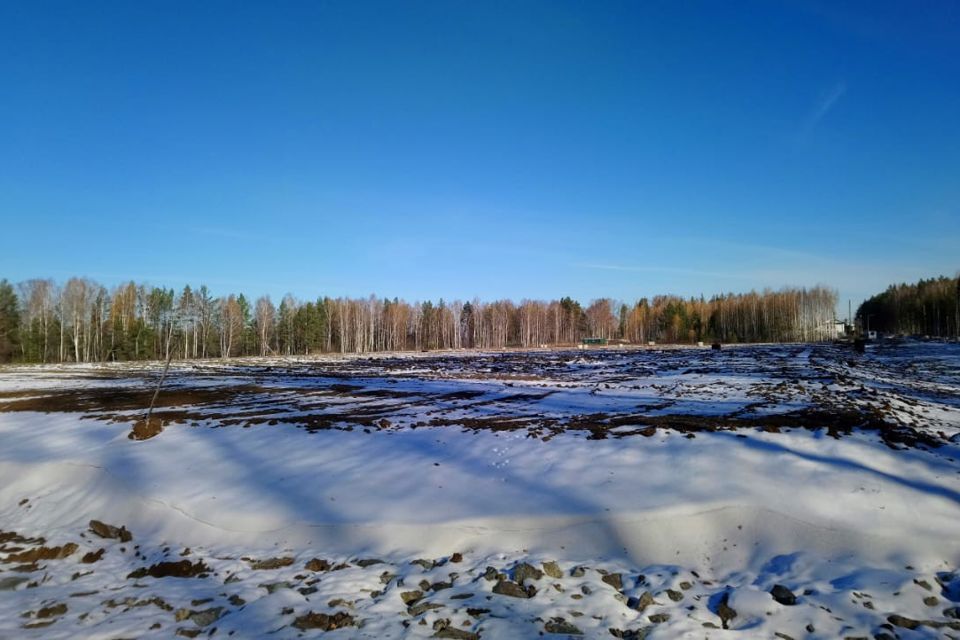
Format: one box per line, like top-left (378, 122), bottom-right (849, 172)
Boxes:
top-left (3, 517), bottom-right (959, 639)
top-left (1, 340), bottom-right (959, 638)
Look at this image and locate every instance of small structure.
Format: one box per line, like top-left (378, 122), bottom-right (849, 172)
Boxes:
top-left (581, 338), bottom-right (607, 346)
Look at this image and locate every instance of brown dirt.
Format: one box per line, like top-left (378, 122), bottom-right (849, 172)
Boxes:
top-left (89, 520), bottom-right (132, 541)
top-left (2, 542), bottom-right (77, 564)
top-left (128, 559), bottom-right (210, 579)
top-left (129, 416), bottom-right (165, 440)
top-left (292, 611), bottom-right (356, 631)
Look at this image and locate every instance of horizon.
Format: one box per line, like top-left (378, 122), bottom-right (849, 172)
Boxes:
top-left (1, 1), bottom-right (958, 313)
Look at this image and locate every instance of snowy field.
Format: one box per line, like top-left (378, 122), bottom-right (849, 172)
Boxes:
top-left (1, 341), bottom-right (959, 639)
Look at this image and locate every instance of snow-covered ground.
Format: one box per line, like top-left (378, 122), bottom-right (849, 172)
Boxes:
top-left (1, 341), bottom-right (959, 638)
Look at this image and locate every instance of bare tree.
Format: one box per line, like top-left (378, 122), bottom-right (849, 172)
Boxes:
top-left (254, 296), bottom-right (275, 356)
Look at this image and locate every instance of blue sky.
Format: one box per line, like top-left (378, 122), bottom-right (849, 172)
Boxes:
top-left (1, 1), bottom-right (957, 315)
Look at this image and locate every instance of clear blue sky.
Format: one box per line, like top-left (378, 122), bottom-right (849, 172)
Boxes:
top-left (1, 1), bottom-right (957, 315)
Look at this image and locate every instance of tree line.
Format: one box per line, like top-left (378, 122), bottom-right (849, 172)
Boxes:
top-left (0, 277), bottom-right (840, 363)
top-left (856, 275), bottom-right (960, 337)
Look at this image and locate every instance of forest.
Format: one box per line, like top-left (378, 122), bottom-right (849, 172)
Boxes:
top-left (0, 277), bottom-right (839, 363)
top-left (856, 275), bottom-right (960, 337)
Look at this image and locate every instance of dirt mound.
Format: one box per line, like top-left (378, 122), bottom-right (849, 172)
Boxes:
top-left (129, 416), bottom-right (166, 440)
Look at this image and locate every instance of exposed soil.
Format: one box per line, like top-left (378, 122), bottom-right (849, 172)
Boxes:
top-left (1, 343), bottom-right (957, 448)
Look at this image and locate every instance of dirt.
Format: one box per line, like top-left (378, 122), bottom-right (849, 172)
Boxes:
top-left (2, 542), bottom-right (77, 564)
top-left (246, 557), bottom-right (294, 570)
top-left (292, 610), bottom-right (356, 631)
top-left (129, 416), bottom-right (166, 440)
top-left (127, 559), bottom-right (210, 579)
top-left (88, 520), bottom-right (132, 541)
top-left (0, 343), bottom-right (955, 448)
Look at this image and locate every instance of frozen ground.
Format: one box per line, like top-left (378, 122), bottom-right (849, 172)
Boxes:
top-left (1, 341), bottom-right (959, 639)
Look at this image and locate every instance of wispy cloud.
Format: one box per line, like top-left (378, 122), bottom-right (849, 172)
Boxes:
top-left (800, 81), bottom-right (846, 140)
top-left (574, 263), bottom-right (748, 280)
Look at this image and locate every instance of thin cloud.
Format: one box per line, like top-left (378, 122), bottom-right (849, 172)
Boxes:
top-left (800, 81), bottom-right (847, 139)
top-left (574, 263), bottom-right (748, 280)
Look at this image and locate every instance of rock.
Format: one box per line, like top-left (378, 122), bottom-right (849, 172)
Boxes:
top-left (450, 553), bottom-right (463, 563)
top-left (305, 558), bottom-right (331, 572)
top-left (188, 607), bottom-right (223, 627)
top-left (770, 584), bottom-right (797, 606)
top-left (81, 549), bottom-right (105, 564)
top-left (648, 613), bottom-right (670, 624)
top-left (36, 603), bottom-right (67, 618)
top-left (413, 558), bottom-right (438, 571)
top-left (609, 629), bottom-right (650, 640)
top-left (716, 593), bottom-right (737, 629)
top-left (0, 576), bottom-right (29, 591)
top-left (175, 629), bottom-right (201, 638)
top-left (514, 562), bottom-right (544, 585)
top-left (542, 561), bottom-right (563, 579)
top-left (127, 560), bottom-right (209, 579)
top-left (773, 633), bottom-right (795, 640)
top-left (380, 571), bottom-right (396, 585)
top-left (665, 589), bottom-right (683, 602)
top-left (679, 581), bottom-right (693, 590)
top-left (434, 628), bottom-right (479, 640)
top-left (544, 617), bottom-right (582, 635)
top-left (887, 615), bottom-right (920, 630)
top-left (247, 556), bottom-right (294, 570)
top-left (258, 581), bottom-right (293, 594)
top-left (602, 573), bottom-right (624, 591)
top-left (466, 608), bottom-right (490, 618)
top-left (328, 598), bottom-right (354, 608)
top-left (292, 611), bottom-right (356, 631)
top-left (401, 590), bottom-right (424, 605)
top-left (482, 566), bottom-right (498, 581)
top-left (89, 520), bottom-right (133, 542)
top-left (408, 601), bottom-right (444, 616)
top-left (945, 606), bottom-right (960, 619)
top-left (431, 581), bottom-right (453, 592)
top-left (492, 580), bottom-right (535, 598)
top-left (923, 596), bottom-right (939, 606)
top-left (355, 558), bottom-right (384, 568)
top-left (570, 566), bottom-right (586, 578)
top-left (628, 591), bottom-right (656, 612)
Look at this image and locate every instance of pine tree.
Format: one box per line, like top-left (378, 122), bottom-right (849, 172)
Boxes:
top-left (0, 279), bottom-right (21, 362)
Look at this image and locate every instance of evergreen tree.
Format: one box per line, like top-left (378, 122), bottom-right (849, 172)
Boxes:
top-left (0, 279), bottom-right (21, 362)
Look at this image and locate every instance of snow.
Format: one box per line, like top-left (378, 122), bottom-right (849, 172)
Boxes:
top-left (1, 341), bottom-right (959, 638)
